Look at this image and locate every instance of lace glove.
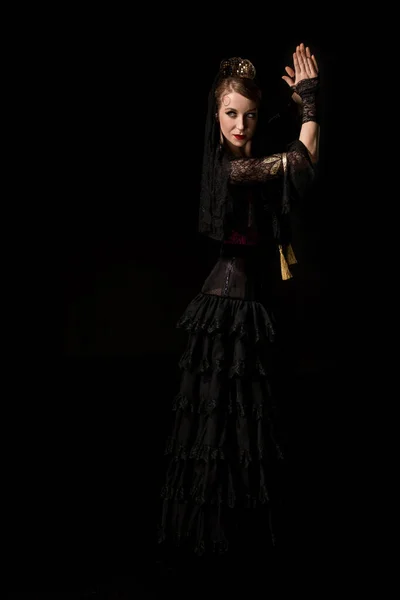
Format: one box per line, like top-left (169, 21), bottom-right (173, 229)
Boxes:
top-left (292, 77), bottom-right (319, 124)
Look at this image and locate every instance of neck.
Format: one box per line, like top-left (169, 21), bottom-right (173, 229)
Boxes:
top-left (224, 139), bottom-right (248, 158)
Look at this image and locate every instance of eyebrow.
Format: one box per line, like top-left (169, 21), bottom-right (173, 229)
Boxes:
top-left (224, 107), bottom-right (258, 112)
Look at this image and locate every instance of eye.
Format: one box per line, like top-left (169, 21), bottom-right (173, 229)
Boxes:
top-left (225, 111), bottom-right (257, 119)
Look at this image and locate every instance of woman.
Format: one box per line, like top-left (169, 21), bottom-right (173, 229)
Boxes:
top-left (158, 43), bottom-right (319, 559)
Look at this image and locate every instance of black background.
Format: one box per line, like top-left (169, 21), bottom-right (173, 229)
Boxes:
top-left (9, 10), bottom-right (377, 597)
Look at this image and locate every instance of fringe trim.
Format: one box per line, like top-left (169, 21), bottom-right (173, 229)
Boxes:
top-left (279, 243), bottom-right (298, 280)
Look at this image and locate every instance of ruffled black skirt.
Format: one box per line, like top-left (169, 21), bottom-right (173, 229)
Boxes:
top-left (158, 281), bottom-right (284, 557)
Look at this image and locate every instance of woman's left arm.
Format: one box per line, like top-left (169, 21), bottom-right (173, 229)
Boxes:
top-left (282, 43), bottom-right (320, 164)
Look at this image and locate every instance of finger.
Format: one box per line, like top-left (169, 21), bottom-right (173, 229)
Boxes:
top-left (304, 46), bottom-right (314, 77)
top-left (282, 76), bottom-right (294, 87)
top-left (296, 43), bottom-right (307, 75)
top-left (285, 66), bottom-right (295, 77)
top-left (305, 46), bottom-right (319, 77)
top-left (311, 54), bottom-right (319, 74)
top-left (306, 46), bottom-right (319, 75)
top-left (293, 50), bottom-right (299, 74)
top-left (300, 43), bottom-right (310, 74)
top-left (305, 55), bottom-right (318, 77)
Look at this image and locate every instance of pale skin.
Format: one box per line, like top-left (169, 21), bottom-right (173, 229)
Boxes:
top-left (217, 42), bottom-right (319, 163)
top-left (217, 93), bottom-right (258, 158)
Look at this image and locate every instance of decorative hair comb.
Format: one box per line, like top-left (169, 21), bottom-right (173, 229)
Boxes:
top-left (219, 57), bottom-right (256, 80)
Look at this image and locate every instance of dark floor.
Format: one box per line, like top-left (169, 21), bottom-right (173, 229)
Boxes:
top-left (6, 349), bottom-right (350, 599)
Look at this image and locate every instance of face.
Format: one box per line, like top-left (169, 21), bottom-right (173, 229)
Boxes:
top-left (217, 90), bottom-right (258, 156)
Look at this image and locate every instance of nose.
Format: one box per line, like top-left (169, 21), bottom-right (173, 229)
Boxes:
top-left (236, 118), bottom-right (244, 132)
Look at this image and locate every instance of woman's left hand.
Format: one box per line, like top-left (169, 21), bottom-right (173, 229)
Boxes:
top-left (282, 43), bottom-right (319, 105)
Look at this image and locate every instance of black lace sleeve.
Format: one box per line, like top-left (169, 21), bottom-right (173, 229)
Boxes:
top-left (285, 139), bottom-right (315, 202)
top-left (229, 154), bottom-right (283, 184)
top-left (228, 140), bottom-right (314, 187)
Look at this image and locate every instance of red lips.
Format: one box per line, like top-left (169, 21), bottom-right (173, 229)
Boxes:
top-left (233, 135), bottom-right (245, 140)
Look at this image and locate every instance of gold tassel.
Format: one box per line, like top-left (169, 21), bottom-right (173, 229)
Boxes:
top-left (285, 243), bottom-right (297, 266)
top-left (279, 244), bottom-right (293, 280)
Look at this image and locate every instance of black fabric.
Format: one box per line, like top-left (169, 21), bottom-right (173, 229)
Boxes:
top-left (223, 139), bottom-right (315, 263)
top-left (198, 71), bottom-right (316, 255)
top-left (157, 245), bottom-right (285, 555)
top-left (198, 72), bottom-right (229, 242)
top-left (294, 77), bottom-right (320, 124)
top-left (158, 289), bottom-right (283, 555)
top-left (199, 134), bottom-right (315, 263)
top-left (158, 66), bottom-right (319, 559)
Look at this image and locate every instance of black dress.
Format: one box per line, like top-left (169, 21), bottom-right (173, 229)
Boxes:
top-left (158, 143), bottom-right (314, 558)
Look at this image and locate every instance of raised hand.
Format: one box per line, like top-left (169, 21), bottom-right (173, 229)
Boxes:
top-left (282, 43), bottom-right (319, 104)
